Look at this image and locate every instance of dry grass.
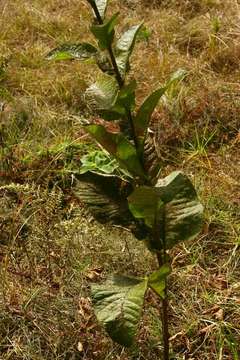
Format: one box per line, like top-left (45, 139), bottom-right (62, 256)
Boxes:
top-left (0, 0), bottom-right (239, 359)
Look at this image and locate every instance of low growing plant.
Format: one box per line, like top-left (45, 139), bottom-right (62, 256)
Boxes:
top-left (47, 1), bottom-right (204, 358)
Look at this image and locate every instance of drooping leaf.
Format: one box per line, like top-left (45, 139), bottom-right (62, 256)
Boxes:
top-left (115, 24), bottom-right (142, 77)
top-left (92, 274), bottom-right (148, 347)
top-left (148, 264), bottom-right (171, 298)
top-left (84, 124), bottom-right (146, 179)
top-left (128, 171), bottom-right (204, 250)
top-left (85, 73), bottom-right (119, 110)
top-left (91, 13), bottom-right (119, 50)
top-left (74, 173), bottom-right (133, 225)
top-left (46, 43), bottom-right (98, 61)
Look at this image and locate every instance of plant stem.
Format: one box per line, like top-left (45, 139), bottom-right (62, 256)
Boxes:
top-left (90, 3), bottom-right (139, 150)
top-left (157, 252), bottom-right (169, 360)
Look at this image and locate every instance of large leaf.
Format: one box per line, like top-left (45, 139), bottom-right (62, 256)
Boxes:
top-left (91, 13), bottom-right (119, 50)
top-left (74, 173), bottom-right (149, 239)
top-left (128, 171), bottom-right (204, 250)
top-left (85, 73), bottom-right (119, 110)
top-left (92, 274), bottom-right (148, 347)
top-left (148, 264), bottom-right (171, 298)
top-left (74, 173), bottom-right (133, 225)
top-left (46, 43), bottom-right (98, 61)
top-left (87, 0), bottom-right (108, 20)
top-left (84, 124), bottom-right (146, 179)
top-left (115, 24), bottom-right (142, 77)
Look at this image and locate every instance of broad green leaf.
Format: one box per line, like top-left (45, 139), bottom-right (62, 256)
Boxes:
top-left (92, 274), bottom-right (148, 347)
top-left (46, 43), bottom-right (98, 61)
top-left (85, 73), bottom-right (119, 110)
top-left (87, 0), bottom-right (108, 20)
top-left (91, 13), bottom-right (119, 50)
top-left (84, 124), bottom-right (146, 179)
top-left (128, 171), bottom-right (203, 250)
top-left (74, 173), bottom-right (133, 225)
top-left (148, 264), bottom-right (171, 298)
top-left (115, 24), bottom-right (142, 76)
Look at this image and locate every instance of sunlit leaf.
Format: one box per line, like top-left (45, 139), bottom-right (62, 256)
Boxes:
top-left (91, 13), bottom-right (119, 50)
top-left (85, 73), bottom-right (119, 110)
top-left (87, 0), bottom-right (108, 20)
top-left (84, 124), bottom-right (146, 179)
top-left (92, 274), bottom-right (148, 346)
top-left (148, 264), bottom-right (171, 298)
top-left (46, 43), bottom-right (98, 61)
top-left (115, 24), bottom-right (142, 76)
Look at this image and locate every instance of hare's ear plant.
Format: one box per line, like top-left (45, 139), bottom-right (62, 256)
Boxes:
top-left (47, 1), bottom-right (204, 358)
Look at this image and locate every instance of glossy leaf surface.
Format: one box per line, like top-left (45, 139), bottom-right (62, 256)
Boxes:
top-left (92, 275), bottom-right (147, 346)
top-left (85, 73), bottom-right (119, 110)
top-left (115, 24), bottom-right (142, 76)
top-left (87, 0), bottom-right (108, 19)
top-left (46, 43), bottom-right (98, 61)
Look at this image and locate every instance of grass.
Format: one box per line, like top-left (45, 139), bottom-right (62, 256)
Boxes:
top-left (0, 0), bottom-right (240, 359)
